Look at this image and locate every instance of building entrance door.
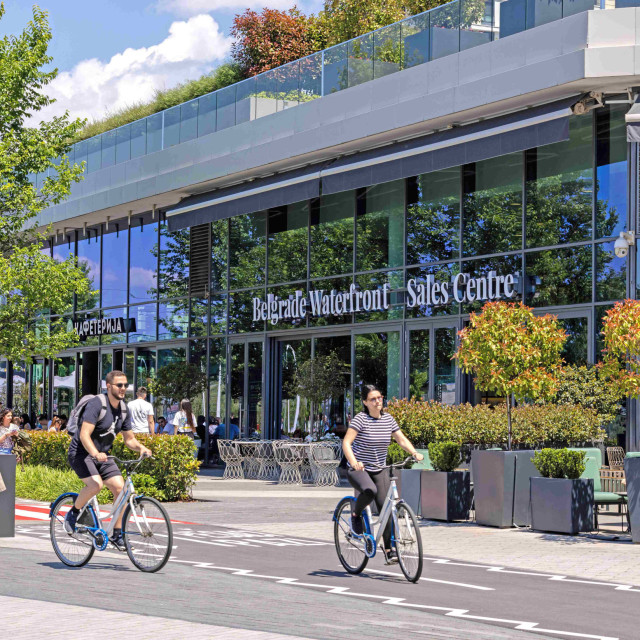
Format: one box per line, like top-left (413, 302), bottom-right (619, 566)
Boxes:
top-left (406, 320), bottom-right (461, 404)
top-left (227, 338), bottom-right (264, 440)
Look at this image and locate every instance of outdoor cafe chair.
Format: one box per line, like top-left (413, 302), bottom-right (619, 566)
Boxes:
top-left (309, 442), bottom-right (341, 487)
top-left (607, 446), bottom-right (625, 469)
top-left (273, 441), bottom-right (305, 485)
top-left (218, 440), bottom-right (244, 480)
top-left (256, 441), bottom-right (279, 481)
top-left (238, 441), bottom-right (261, 479)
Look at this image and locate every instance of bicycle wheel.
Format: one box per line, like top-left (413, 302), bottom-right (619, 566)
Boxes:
top-left (50, 495), bottom-right (95, 567)
top-left (394, 502), bottom-right (423, 583)
top-left (122, 496), bottom-right (173, 573)
top-left (333, 497), bottom-right (368, 574)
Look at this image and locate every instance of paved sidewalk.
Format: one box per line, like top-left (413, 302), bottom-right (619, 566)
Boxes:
top-left (1, 595), bottom-right (309, 640)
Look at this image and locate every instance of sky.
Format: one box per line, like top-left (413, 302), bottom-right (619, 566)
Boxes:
top-left (0, 0), bottom-right (321, 125)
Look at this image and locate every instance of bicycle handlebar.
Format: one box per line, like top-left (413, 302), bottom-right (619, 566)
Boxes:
top-left (365, 456), bottom-right (416, 471)
top-left (92, 454), bottom-right (152, 468)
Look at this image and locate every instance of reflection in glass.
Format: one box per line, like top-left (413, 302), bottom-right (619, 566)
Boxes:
top-left (348, 33), bottom-right (373, 87)
top-left (526, 0), bottom-right (562, 30)
top-left (434, 327), bottom-right (456, 404)
top-left (211, 219), bottom-right (228, 291)
top-left (597, 106), bottom-right (627, 239)
top-left (236, 77), bottom-right (256, 124)
top-left (406, 263), bottom-right (460, 318)
top-left (210, 293), bottom-right (227, 334)
top-left (300, 52), bottom-right (322, 101)
top-left (75, 309), bottom-right (100, 346)
top-left (190, 297), bottom-right (208, 337)
top-left (131, 120), bottom-right (146, 158)
top-left (596, 305), bottom-right (612, 362)
top-left (76, 229), bottom-right (101, 310)
top-left (198, 93), bottom-right (216, 137)
top-left (267, 284), bottom-right (307, 331)
top-left (323, 43), bottom-right (348, 94)
top-left (217, 85), bottom-right (236, 131)
top-left (158, 300), bottom-right (188, 340)
top-left (558, 317), bottom-right (588, 366)
top-left (230, 343), bottom-right (245, 437)
top-left (248, 342), bottom-right (263, 438)
top-left (355, 331), bottom-right (401, 411)
top-left (53, 356), bottom-right (75, 416)
top-left (309, 276), bottom-right (352, 327)
top-left (357, 180), bottom-right (404, 271)
top-left (596, 242), bottom-right (626, 302)
top-left (180, 101), bottom-right (198, 143)
top-left (31, 360), bottom-right (48, 417)
top-left (430, 2), bottom-right (460, 60)
top-left (374, 23), bottom-right (402, 79)
top-left (87, 136), bottom-right (101, 173)
top-left (279, 339), bottom-right (311, 434)
top-left (189, 339), bottom-right (207, 420)
top-left (229, 289), bottom-right (265, 333)
top-left (462, 254), bottom-right (521, 313)
top-left (310, 192), bottom-right (354, 278)
top-left (268, 203), bottom-right (308, 284)
top-left (115, 125), bottom-right (131, 164)
top-left (164, 106), bottom-right (180, 148)
top-left (129, 219), bottom-right (158, 303)
top-left (157, 223), bottom-right (189, 299)
top-left (100, 352), bottom-right (112, 393)
top-left (526, 116), bottom-right (593, 247)
top-left (209, 337), bottom-right (226, 426)
top-left (526, 246), bottom-right (591, 307)
top-left (460, 0), bottom-right (492, 50)
top-left (463, 153), bottom-right (522, 257)
top-left (409, 330), bottom-right (429, 400)
top-left (146, 113), bottom-right (163, 154)
top-left (314, 334), bottom-right (351, 428)
top-left (100, 307), bottom-right (127, 345)
top-left (129, 303), bottom-right (157, 342)
top-left (136, 348), bottom-right (157, 393)
top-left (102, 224), bottom-right (128, 308)
top-left (407, 169), bottom-right (460, 265)
top-left (229, 212), bottom-right (266, 289)
top-left (101, 130), bottom-right (116, 168)
top-left (355, 271), bottom-right (403, 322)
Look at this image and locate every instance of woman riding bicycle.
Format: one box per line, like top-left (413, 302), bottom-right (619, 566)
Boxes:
top-left (342, 384), bottom-right (423, 564)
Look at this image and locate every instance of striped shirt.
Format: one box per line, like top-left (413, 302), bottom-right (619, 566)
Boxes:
top-left (348, 411), bottom-right (400, 472)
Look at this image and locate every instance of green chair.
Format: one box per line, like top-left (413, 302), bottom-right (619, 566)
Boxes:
top-left (570, 447), bottom-right (603, 469)
top-left (625, 452), bottom-right (640, 459)
top-left (580, 455), bottom-right (626, 530)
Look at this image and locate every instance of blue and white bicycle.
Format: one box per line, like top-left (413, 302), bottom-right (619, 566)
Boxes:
top-left (333, 458), bottom-right (423, 583)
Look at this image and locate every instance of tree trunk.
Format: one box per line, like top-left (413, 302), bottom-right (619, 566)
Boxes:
top-left (507, 394), bottom-right (513, 451)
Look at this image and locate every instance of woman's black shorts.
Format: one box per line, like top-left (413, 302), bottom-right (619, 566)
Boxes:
top-left (68, 452), bottom-right (121, 481)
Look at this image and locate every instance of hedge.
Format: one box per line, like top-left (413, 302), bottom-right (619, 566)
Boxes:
top-left (387, 399), bottom-right (605, 449)
top-left (23, 432), bottom-right (200, 501)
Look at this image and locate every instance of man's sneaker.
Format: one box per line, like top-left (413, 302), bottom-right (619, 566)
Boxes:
top-left (110, 532), bottom-right (126, 551)
top-left (350, 513), bottom-right (364, 535)
top-left (64, 508), bottom-right (78, 534)
top-left (385, 548), bottom-right (399, 565)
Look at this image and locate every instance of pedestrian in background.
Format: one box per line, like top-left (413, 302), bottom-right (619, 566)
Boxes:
top-left (0, 409), bottom-right (17, 454)
top-left (155, 416), bottom-right (167, 434)
top-left (128, 387), bottom-right (155, 437)
top-left (21, 414), bottom-right (32, 430)
top-left (173, 399), bottom-right (197, 437)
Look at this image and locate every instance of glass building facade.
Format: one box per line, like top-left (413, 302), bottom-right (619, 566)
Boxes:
top-left (4, 104), bottom-right (630, 454)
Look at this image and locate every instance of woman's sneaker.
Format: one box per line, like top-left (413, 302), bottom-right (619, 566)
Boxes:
top-left (350, 513), bottom-right (364, 535)
top-left (110, 531), bottom-right (126, 551)
top-left (384, 548), bottom-right (398, 565)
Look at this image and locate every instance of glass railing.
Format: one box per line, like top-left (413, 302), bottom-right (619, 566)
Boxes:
top-left (35, 0), bottom-right (625, 185)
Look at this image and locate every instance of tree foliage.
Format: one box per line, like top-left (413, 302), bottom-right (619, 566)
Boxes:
top-left (148, 361), bottom-right (207, 407)
top-left (288, 351), bottom-right (349, 406)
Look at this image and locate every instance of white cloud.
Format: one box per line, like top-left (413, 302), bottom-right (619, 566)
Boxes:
top-left (155, 0), bottom-right (294, 15)
top-left (32, 14), bottom-right (232, 125)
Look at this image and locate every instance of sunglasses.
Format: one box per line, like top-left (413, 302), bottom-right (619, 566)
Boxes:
top-left (111, 382), bottom-right (128, 389)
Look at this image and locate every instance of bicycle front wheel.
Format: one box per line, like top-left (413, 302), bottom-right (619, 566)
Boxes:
top-left (50, 495), bottom-right (95, 567)
top-left (333, 497), bottom-right (368, 574)
top-left (394, 502), bottom-right (423, 583)
top-left (122, 496), bottom-right (173, 573)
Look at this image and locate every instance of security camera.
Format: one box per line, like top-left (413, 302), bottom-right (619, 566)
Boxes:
top-left (614, 231), bottom-right (635, 259)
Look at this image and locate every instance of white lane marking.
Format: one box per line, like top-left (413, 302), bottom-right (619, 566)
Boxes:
top-left (367, 568), bottom-right (494, 591)
top-left (167, 532), bottom-right (328, 548)
top-left (168, 558), bottom-right (619, 640)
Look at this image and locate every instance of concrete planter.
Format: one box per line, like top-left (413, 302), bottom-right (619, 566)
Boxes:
top-left (396, 469), bottom-right (421, 516)
top-left (530, 477), bottom-right (594, 535)
top-left (624, 456), bottom-right (640, 543)
top-left (472, 450), bottom-right (538, 528)
top-left (420, 470), bottom-right (471, 522)
top-left (0, 454), bottom-right (16, 538)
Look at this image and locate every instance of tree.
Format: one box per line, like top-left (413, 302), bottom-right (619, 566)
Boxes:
top-left (148, 361), bottom-right (207, 409)
top-left (231, 7), bottom-right (320, 77)
top-left (0, 4), bottom-right (88, 364)
top-left (455, 301), bottom-right (566, 450)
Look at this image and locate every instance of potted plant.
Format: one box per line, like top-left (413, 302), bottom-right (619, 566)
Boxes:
top-left (420, 441), bottom-right (470, 522)
top-left (530, 449), bottom-right (593, 535)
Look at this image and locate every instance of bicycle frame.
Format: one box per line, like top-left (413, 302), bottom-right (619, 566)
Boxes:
top-left (79, 474), bottom-right (137, 538)
top-left (361, 474), bottom-right (401, 555)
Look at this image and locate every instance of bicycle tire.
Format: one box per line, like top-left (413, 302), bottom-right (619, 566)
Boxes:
top-left (333, 497), bottom-right (368, 574)
top-left (394, 501), bottom-right (423, 583)
top-left (50, 494), bottom-right (95, 568)
top-left (122, 496), bottom-right (173, 573)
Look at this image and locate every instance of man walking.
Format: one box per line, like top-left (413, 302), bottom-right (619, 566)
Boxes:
top-left (128, 387), bottom-right (155, 437)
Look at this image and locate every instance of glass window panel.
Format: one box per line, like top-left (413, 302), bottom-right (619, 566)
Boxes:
top-left (128, 303), bottom-right (157, 342)
top-left (75, 310), bottom-right (99, 346)
top-left (559, 317), bottom-right (588, 366)
top-left (323, 43), bottom-right (348, 95)
top-left (431, 2), bottom-right (461, 60)
top-left (300, 52), bottom-right (322, 102)
top-left (136, 348), bottom-right (156, 392)
top-left (210, 293), bottom-right (227, 334)
top-left (217, 85), bottom-right (236, 131)
top-left (563, 0), bottom-right (594, 18)
top-left (526, 115), bottom-right (593, 247)
top-left (596, 305), bottom-right (613, 362)
top-left (115, 125), bottom-right (131, 164)
top-left (53, 235), bottom-right (74, 263)
top-left (74, 140), bottom-right (87, 168)
top-left (247, 342), bottom-right (263, 438)
top-left (278, 60), bottom-right (300, 110)
top-left (130, 119), bottom-right (147, 158)
top-left (229, 289), bottom-right (265, 333)
top-left (87, 136), bottom-right (102, 173)
top-left (189, 339), bottom-right (207, 419)
top-left (180, 100), bottom-right (198, 143)
top-left (198, 93), bottom-right (216, 137)
top-left (229, 212), bottom-right (266, 289)
top-left (53, 356), bottom-right (76, 417)
top-left (463, 153), bottom-right (522, 257)
top-left (407, 168), bottom-right (460, 265)
top-left (229, 342), bottom-right (245, 435)
top-left (100, 307), bottom-right (127, 345)
top-left (101, 224), bottom-right (129, 308)
top-left (280, 339), bottom-right (312, 435)
top-left (190, 297), bottom-right (208, 337)
top-left (255, 70), bottom-right (278, 119)
top-left (209, 337), bottom-right (226, 424)
top-left (76, 228), bottom-right (101, 310)
top-left (409, 330), bottom-right (430, 401)
top-left (158, 223), bottom-right (189, 299)
top-left (146, 112), bottom-right (163, 153)
top-left (525, 245), bottom-right (591, 307)
top-left (0, 360), bottom-right (6, 409)
top-left (236, 77), bottom-right (256, 124)
top-left (435, 327), bottom-right (457, 404)
top-left (11, 361), bottom-right (27, 416)
top-left (498, 0), bottom-right (526, 38)
top-left (406, 263), bottom-right (460, 318)
top-left (355, 270), bottom-right (404, 322)
top-left (309, 276), bottom-right (353, 327)
top-left (129, 219), bottom-right (158, 303)
top-left (158, 300), bottom-right (188, 340)
top-left (355, 331), bottom-right (401, 410)
top-left (596, 241), bottom-right (626, 302)
top-left (266, 283), bottom-right (308, 331)
top-left (462, 253), bottom-right (522, 312)
top-left (357, 180), bottom-right (404, 271)
top-left (349, 33), bottom-right (374, 87)
top-left (268, 203), bottom-right (308, 284)
top-left (596, 105), bottom-right (627, 239)
top-left (403, 13), bottom-right (430, 68)
top-left (310, 191), bottom-right (354, 278)
top-left (527, 0), bottom-right (562, 29)
top-left (374, 23), bottom-right (402, 79)
top-left (101, 130), bottom-right (116, 168)
top-left (314, 334), bottom-right (351, 429)
top-left (211, 219), bottom-right (228, 291)
top-left (163, 106), bottom-right (180, 148)
top-left (460, 0), bottom-right (493, 50)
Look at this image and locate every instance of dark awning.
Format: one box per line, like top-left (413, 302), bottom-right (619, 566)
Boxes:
top-left (626, 96), bottom-right (640, 142)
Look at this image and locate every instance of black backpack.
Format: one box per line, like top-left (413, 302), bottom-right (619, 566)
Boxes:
top-left (66, 393), bottom-right (127, 436)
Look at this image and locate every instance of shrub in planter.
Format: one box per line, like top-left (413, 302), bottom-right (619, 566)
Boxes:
top-left (532, 449), bottom-right (586, 479)
top-left (428, 441), bottom-right (462, 472)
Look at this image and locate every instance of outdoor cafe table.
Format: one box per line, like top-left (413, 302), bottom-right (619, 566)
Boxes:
top-left (237, 441), bottom-right (260, 479)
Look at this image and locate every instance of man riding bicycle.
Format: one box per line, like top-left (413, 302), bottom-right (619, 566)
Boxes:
top-left (342, 384), bottom-right (423, 564)
top-left (65, 370), bottom-right (151, 549)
